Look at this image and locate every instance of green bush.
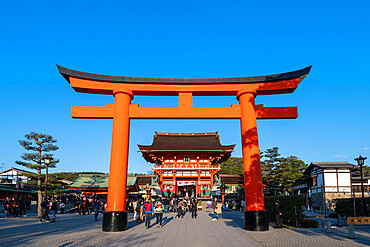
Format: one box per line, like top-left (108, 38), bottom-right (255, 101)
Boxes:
top-left (299, 219), bottom-right (319, 228)
top-left (333, 197), bottom-right (370, 217)
top-left (265, 195), bottom-right (305, 227)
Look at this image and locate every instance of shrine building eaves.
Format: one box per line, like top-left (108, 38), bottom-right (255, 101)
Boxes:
top-left (138, 132), bottom-right (235, 151)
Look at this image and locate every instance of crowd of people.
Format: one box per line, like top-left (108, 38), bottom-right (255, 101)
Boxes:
top-left (126, 197), bottom-right (202, 229)
top-left (3, 197), bottom-right (31, 218)
top-left (38, 196), bottom-right (106, 223)
top-left (3, 195), bottom-right (284, 229)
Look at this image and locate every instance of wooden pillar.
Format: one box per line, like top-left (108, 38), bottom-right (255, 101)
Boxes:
top-left (196, 169), bottom-right (200, 197)
top-left (237, 90), bottom-right (265, 211)
top-left (210, 172), bottom-right (214, 194)
top-left (159, 171), bottom-right (163, 191)
top-left (173, 170), bottom-right (177, 195)
top-left (106, 89), bottom-right (133, 212)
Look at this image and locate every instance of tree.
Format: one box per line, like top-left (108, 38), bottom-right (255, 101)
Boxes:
top-left (260, 147), bottom-right (281, 195)
top-left (15, 132), bottom-right (59, 217)
top-left (219, 157), bottom-right (243, 176)
top-left (276, 155), bottom-right (307, 194)
top-left (353, 165), bottom-right (370, 177)
top-left (260, 147), bottom-right (307, 195)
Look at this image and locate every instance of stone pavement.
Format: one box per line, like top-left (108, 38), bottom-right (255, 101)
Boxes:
top-left (0, 211), bottom-right (369, 247)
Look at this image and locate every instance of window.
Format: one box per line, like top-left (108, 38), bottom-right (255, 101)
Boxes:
top-left (184, 155), bottom-right (190, 163)
top-left (312, 175), bottom-right (317, 186)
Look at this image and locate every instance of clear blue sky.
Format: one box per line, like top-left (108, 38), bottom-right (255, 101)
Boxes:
top-left (1, 1), bottom-right (369, 174)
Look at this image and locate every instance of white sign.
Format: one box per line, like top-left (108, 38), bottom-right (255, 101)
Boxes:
top-left (178, 181), bottom-right (195, 186)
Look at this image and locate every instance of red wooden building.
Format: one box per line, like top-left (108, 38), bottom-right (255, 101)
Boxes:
top-left (138, 132), bottom-right (235, 197)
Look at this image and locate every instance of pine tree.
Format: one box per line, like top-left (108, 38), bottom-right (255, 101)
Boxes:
top-left (219, 157), bottom-right (243, 176)
top-left (260, 148), bottom-right (307, 195)
top-left (15, 132), bottom-right (59, 217)
top-left (260, 147), bottom-right (280, 195)
top-left (277, 156), bottom-right (307, 194)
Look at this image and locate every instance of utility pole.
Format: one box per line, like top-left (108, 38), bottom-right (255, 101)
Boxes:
top-left (321, 184), bottom-right (325, 228)
top-left (353, 187), bottom-right (356, 217)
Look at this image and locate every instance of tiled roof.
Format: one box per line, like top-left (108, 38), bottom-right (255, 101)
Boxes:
top-left (0, 167), bottom-right (36, 175)
top-left (304, 162), bottom-right (356, 174)
top-left (138, 132), bottom-right (235, 164)
top-left (310, 162), bottom-right (356, 168)
top-left (69, 174), bottom-right (137, 189)
top-left (138, 132), bottom-right (235, 151)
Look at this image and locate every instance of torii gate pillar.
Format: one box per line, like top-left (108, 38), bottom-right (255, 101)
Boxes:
top-left (103, 90), bottom-right (133, 232)
top-left (238, 90), bottom-right (268, 230)
top-left (58, 64), bottom-right (311, 232)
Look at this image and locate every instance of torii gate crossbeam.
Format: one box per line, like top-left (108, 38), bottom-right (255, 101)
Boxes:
top-left (58, 65), bottom-right (311, 232)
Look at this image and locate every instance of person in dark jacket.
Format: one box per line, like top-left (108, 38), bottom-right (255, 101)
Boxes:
top-left (177, 203), bottom-right (183, 218)
top-left (191, 199), bottom-right (197, 219)
top-left (50, 200), bottom-right (58, 223)
top-left (40, 199), bottom-right (49, 222)
top-left (11, 198), bottom-right (19, 217)
top-left (274, 200), bottom-right (283, 229)
top-left (19, 199), bottom-right (26, 217)
top-left (93, 200), bottom-right (102, 221)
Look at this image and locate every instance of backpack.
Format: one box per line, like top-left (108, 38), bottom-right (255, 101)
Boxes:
top-left (144, 202), bottom-right (152, 212)
top-left (156, 202), bottom-right (163, 213)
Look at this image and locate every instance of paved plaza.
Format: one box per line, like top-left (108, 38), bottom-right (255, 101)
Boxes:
top-left (1, 211), bottom-right (369, 247)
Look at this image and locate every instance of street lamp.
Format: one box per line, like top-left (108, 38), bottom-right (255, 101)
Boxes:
top-left (42, 155), bottom-right (53, 200)
top-left (355, 155), bottom-right (367, 216)
top-left (218, 183), bottom-right (227, 205)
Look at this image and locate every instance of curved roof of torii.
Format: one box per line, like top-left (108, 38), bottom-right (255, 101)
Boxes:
top-left (57, 64), bottom-right (311, 85)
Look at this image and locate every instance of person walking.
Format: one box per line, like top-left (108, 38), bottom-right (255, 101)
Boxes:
top-left (135, 201), bottom-right (141, 223)
top-left (274, 200), bottom-right (283, 229)
top-left (11, 198), bottom-right (19, 218)
top-left (173, 199), bottom-right (178, 214)
top-left (191, 199), bottom-right (197, 219)
top-left (85, 199), bottom-right (91, 215)
top-left (26, 198), bottom-right (31, 211)
top-left (132, 199), bottom-right (138, 220)
top-left (18, 199), bottom-right (26, 217)
top-left (4, 197), bottom-right (11, 218)
top-left (154, 199), bottom-right (164, 228)
top-left (40, 199), bottom-right (49, 222)
top-left (211, 198), bottom-right (217, 221)
top-left (93, 199), bottom-right (102, 221)
top-left (50, 200), bottom-right (58, 223)
top-left (240, 200), bottom-right (245, 213)
top-left (144, 199), bottom-right (154, 229)
top-left (78, 200), bottom-right (84, 215)
top-left (177, 203), bottom-right (183, 218)
top-left (138, 202), bottom-right (144, 223)
top-left (216, 201), bottom-right (223, 221)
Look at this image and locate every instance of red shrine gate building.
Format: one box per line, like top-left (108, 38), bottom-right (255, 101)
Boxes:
top-left (138, 132), bottom-right (235, 198)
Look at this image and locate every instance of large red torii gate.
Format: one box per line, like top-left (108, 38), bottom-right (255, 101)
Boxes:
top-left (58, 65), bottom-right (311, 232)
